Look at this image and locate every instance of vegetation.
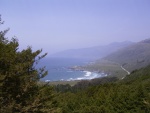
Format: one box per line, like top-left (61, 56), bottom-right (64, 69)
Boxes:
top-left (54, 77), bottom-right (118, 93)
top-left (82, 59), bottom-right (127, 79)
top-left (56, 65), bottom-right (150, 113)
top-left (1, 17), bottom-right (150, 113)
top-left (48, 80), bottom-right (80, 86)
top-left (0, 16), bottom-right (59, 113)
top-left (104, 39), bottom-right (150, 72)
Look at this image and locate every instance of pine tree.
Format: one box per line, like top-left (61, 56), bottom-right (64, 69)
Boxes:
top-left (0, 16), bottom-right (58, 113)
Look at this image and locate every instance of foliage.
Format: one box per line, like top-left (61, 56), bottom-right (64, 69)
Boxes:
top-left (54, 77), bottom-right (118, 93)
top-left (0, 16), bottom-right (58, 113)
top-left (56, 65), bottom-right (150, 113)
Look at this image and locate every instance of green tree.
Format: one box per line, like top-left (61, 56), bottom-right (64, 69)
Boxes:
top-left (0, 16), bottom-right (58, 113)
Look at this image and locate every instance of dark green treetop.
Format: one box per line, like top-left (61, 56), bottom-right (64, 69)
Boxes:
top-left (0, 16), bottom-right (58, 113)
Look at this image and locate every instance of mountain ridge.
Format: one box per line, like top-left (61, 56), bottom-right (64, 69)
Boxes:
top-left (50, 41), bottom-right (134, 61)
top-left (103, 38), bottom-right (150, 71)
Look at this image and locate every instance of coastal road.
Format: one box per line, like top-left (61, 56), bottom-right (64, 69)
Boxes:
top-left (121, 65), bottom-right (130, 75)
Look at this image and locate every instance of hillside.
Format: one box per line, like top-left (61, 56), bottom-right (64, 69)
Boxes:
top-left (80, 38), bottom-right (150, 78)
top-left (82, 59), bottom-right (127, 79)
top-left (103, 38), bottom-right (150, 72)
top-left (56, 65), bottom-right (150, 113)
top-left (50, 41), bottom-right (134, 61)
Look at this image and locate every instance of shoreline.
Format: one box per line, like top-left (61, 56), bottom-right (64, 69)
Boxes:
top-left (42, 68), bottom-right (107, 81)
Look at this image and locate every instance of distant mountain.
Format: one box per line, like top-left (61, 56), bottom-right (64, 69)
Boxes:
top-left (103, 38), bottom-right (150, 71)
top-left (50, 41), bottom-right (134, 61)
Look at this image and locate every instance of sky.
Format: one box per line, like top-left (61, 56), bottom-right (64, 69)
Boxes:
top-left (0, 0), bottom-right (150, 55)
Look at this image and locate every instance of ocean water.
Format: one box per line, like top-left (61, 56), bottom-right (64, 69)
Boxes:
top-left (39, 58), bottom-right (106, 82)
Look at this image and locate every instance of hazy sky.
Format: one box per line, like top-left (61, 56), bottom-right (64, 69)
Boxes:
top-left (0, 0), bottom-right (150, 55)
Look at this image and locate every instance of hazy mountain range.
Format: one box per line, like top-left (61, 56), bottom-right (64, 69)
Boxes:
top-left (48, 38), bottom-right (150, 78)
top-left (78, 38), bottom-right (150, 78)
top-left (50, 41), bottom-right (134, 61)
top-left (103, 38), bottom-right (150, 71)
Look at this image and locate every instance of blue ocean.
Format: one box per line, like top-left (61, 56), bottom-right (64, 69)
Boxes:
top-left (39, 58), bottom-right (106, 82)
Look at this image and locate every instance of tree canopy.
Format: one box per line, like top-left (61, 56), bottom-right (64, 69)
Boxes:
top-left (0, 16), bottom-right (59, 113)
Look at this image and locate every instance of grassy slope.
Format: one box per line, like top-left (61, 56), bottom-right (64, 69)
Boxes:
top-left (82, 59), bottom-right (127, 79)
top-left (82, 39), bottom-right (150, 79)
top-left (104, 39), bottom-right (150, 72)
top-left (56, 65), bottom-right (150, 113)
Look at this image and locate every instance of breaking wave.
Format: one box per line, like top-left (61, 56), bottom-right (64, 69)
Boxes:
top-left (67, 71), bottom-right (106, 81)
